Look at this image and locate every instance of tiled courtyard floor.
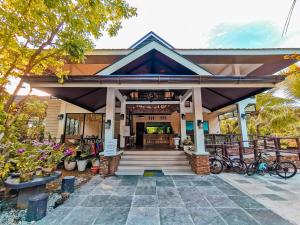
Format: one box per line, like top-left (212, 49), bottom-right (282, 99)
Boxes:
top-left (220, 173), bottom-right (300, 225)
top-left (36, 175), bottom-right (295, 225)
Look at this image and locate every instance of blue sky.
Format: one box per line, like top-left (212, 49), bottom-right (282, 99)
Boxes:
top-left (95, 0), bottom-right (300, 49)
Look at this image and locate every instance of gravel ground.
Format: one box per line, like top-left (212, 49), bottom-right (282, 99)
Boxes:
top-left (0, 169), bottom-right (94, 225)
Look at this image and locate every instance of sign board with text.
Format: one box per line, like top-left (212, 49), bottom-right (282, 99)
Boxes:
top-left (104, 139), bottom-right (118, 156)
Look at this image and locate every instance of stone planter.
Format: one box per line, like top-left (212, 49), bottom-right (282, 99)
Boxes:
top-left (64, 159), bottom-right (76, 171)
top-left (183, 145), bottom-right (193, 151)
top-left (77, 159), bottom-right (88, 172)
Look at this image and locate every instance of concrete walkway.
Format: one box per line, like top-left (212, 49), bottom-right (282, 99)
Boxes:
top-left (36, 175), bottom-right (294, 225)
top-left (220, 173), bottom-right (300, 225)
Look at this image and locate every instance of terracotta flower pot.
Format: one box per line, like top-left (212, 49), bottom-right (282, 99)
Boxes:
top-left (64, 159), bottom-right (76, 171)
top-left (42, 167), bottom-right (54, 176)
top-left (90, 166), bottom-right (99, 174)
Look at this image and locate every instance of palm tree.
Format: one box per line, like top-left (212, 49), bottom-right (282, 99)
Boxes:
top-left (281, 64), bottom-right (300, 100)
top-left (249, 93), bottom-right (299, 137)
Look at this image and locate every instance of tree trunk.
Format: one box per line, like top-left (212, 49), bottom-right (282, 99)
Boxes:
top-left (4, 79), bottom-right (24, 112)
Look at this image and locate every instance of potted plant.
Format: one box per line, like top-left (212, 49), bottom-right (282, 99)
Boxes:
top-left (63, 148), bottom-right (77, 171)
top-left (91, 157), bottom-right (100, 167)
top-left (183, 137), bottom-right (194, 151)
top-left (14, 146), bottom-right (39, 182)
top-left (76, 144), bottom-right (91, 172)
top-left (35, 141), bottom-right (64, 176)
top-left (173, 134), bottom-right (180, 150)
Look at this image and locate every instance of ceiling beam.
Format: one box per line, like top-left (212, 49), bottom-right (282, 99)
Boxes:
top-left (180, 89), bottom-right (192, 103)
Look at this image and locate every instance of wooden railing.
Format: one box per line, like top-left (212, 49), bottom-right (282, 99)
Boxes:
top-left (205, 135), bottom-right (300, 166)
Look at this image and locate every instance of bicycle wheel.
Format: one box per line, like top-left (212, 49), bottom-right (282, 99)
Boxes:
top-left (232, 159), bottom-right (247, 174)
top-left (246, 162), bottom-right (258, 176)
top-left (209, 159), bottom-right (223, 174)
top-left (275, 161), bottom-right (297, 179)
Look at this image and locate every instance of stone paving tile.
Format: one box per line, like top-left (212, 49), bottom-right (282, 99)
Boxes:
top-left (196, 186), bottom-right (226, 196)
top-left (265, 185), bottom-right (286, 192)
top-left (126, 207), bottom-right (159, 225)
top-left (36, 207), bottom-right (73, 225)
top-left (80, 195), bottom-right (110, 207)
top-left (216, 208), bottom-right (260, 225)
top-left (173, 180), bottom-right (193, 187)
top-left (37, 174), bottom-right (294, 225)
top-left (105, 195), bottom-right (133, 207)
top-left (269, 180), bottom-right (287, 185)
top-left (260, 193), bottom-right (287, 201)
top-left (159, 207), bottom-right (195, 225)
top-left (188, 207), bottom-right (227, 225)
top-left (135, 186), bottom-right (156, 195)
top-left (132, 195), bottom-right (158, 207)
top-left (234, 179), bottom-right (251, 184)
top-left (156, 177), bottom-right (174, 187)
top-left (114, 186), bottom-right (136, 195)
top-left (218, 186), bottom-right (247, 196)
top-left (94, 207), bottom-right (130, 225)
top-left (206, 195), bottom-right (239, 208)
top-left (119, 177), bottom-right (139, 186)
top-left (61, 194), bottom-right (87, 207)
top-left (192, 180), bottom-right (212, 186)
top-left (246, 209), bottom-right (294, 225)
top-left (137, 177), bottom-right (156, 186)
top-left (91, 183), bottom-right (118, 195)
top-left (59, 207), bottom-right (101, 225)
top-left (228, 195), bottom-right (265, 209)
top-left (172, 175), bottom-right (195, 180)
top-left (177, 187), bottom-right (211, 207)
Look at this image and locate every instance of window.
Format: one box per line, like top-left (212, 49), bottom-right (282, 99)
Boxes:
top-left (64, 113), bottom-right (105, 139)
top-left (186, 121), bottom-right (209, 135)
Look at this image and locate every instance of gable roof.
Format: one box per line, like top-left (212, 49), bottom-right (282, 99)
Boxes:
top-left (96, 41), bottom-right (212, 75)
top-left (130, 31), bottom-right (174, 49)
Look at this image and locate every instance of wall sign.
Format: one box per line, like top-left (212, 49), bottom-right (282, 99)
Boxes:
top-left (104, 139), bottom-right (118, 156)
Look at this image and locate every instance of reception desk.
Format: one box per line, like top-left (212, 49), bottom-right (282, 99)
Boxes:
top-left (143, 134), bottom-right (174, 146)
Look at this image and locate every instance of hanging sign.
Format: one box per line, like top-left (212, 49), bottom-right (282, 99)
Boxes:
top-left (104, 139), bottom-right (118, 156)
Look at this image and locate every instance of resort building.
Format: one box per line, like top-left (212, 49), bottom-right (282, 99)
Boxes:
top-left (25, 32), bottom-right (299, 175)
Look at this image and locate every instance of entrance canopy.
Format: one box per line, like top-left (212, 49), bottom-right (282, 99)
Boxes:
top-left (25, 74), bottom-right (281, 112)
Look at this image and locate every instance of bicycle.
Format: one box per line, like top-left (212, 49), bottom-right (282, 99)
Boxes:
top-left (246, 152), bottom-right (297, 179)
top-left (209, 151), bottom-right (247, 174)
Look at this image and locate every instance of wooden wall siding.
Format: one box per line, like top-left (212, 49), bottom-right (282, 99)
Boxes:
top-left (44, 99), bottom-right (61, 139)
top-left (132, 112), bottom-right (180, 134)
top-left (63, 64), bottom-right (109, 75)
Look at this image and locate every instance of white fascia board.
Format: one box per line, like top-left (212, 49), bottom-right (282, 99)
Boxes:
top-left (97, 41), bottom-right (212, 75)
top-left (176, 48), bottom-right (300, 56)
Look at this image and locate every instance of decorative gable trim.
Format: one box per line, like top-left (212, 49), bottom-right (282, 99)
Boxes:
top-left (96, 41), bottom-right (212, 75)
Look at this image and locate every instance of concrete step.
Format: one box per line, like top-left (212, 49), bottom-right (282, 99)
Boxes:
top-left (120, 160), bottom-right (189, 165)
top-left (123, 151), bottom-right (185, 155)
top-left (122, 155), bottom-right (187, 160)
top-left (118, 165), bottom-right (191, 170)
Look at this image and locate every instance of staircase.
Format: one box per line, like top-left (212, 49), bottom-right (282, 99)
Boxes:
top-left (116, 151), bottom-right (194, 175)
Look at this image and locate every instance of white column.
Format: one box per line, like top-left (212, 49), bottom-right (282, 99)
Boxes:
top-left (104, 88), bottom-right (116, 142)
top-left (179, 100), bottom-right (187, 143)
top-left (192, 87), bottom-right (207, 155)
top-left (119, 98), bottom-right (126, 148)
top-left (237, 102), bottom-right (249, 147)
top-left (208, 116), bottom-right (220, 134)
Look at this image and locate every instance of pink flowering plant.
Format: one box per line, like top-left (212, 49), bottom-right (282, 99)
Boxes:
top-left (64, 147), bottom-right (77, 162)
